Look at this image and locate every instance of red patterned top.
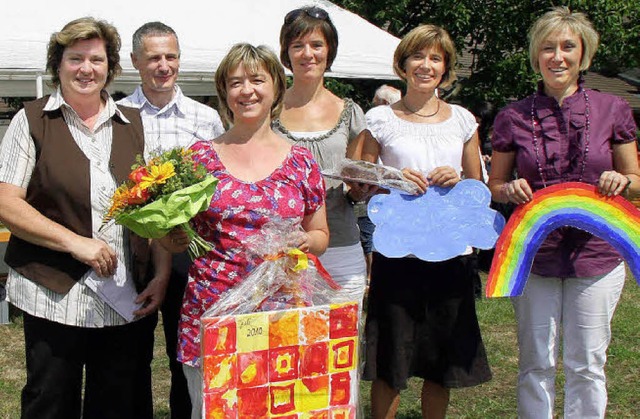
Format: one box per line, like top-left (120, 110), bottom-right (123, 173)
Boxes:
top-left (178, 141), bottom-right (325, 366)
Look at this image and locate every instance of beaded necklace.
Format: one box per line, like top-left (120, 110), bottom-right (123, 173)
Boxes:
top-left (530, 89), bottom-right (590, 188)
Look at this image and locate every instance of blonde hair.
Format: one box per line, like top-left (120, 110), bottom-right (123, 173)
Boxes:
top-left (47, 17), bottom-right (121, 87)
top-left (528, 6), bottom-right (599, 72)
top-left (393, 24), bottom-right (457, 88)
top-left (215, 43), bottom-right (286, 126)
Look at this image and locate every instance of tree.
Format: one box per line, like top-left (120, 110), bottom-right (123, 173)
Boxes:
top-left (332, 0), bottom-right (640, 109)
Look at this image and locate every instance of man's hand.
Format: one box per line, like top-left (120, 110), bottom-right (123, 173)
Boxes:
top-left (133, 275), bottom-right (169, 317)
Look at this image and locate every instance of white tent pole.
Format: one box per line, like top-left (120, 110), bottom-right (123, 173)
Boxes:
top-left (36, 74), bottom-right (43, 98)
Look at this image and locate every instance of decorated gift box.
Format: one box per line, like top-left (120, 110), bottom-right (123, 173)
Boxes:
top-left (201, 302), bottom-right (360, 418)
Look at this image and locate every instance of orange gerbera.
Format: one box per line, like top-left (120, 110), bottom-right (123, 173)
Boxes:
top-left (129, 166), bottom-right (150, 183)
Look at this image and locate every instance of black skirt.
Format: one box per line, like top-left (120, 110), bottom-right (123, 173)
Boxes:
top-left (362, 253), bottom-right (492, 390)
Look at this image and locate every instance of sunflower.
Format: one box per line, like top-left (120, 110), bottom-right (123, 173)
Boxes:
top-left (138, 162), bottom-right (176, 190)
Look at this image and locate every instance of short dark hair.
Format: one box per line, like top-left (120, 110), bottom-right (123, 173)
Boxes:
top-left (279, 7), bottom-right (338, 71)
top-left (46, 17), bottom-right (121, 87)
top-left (132, 21), bottom-right (180, 57)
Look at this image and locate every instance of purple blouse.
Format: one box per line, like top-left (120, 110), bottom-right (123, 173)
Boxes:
top-left (492, 81), bottom-right (637, 278)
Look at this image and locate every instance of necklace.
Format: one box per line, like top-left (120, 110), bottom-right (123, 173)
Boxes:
top-left (530, 89), bottom-right (590, 188)
top-left (402, 97), bottom-right (440, 118)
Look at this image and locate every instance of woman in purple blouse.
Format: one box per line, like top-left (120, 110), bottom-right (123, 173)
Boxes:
top-left (488, 7), bottom-right (639, 419)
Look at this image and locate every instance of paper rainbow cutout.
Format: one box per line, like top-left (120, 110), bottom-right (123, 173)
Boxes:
top-left (486, 182), bottom-right (640, 297)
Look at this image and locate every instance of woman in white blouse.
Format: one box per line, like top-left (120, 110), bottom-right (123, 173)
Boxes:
top-left (354, 24), bottom-right (491, 419)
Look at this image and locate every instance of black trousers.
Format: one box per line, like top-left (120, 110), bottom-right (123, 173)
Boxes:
top-left (21, 311), bottom-right (157, 419)
top-left (161, 252), bottom-right (192, 419)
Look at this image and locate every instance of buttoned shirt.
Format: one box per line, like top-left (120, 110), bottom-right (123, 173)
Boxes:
top-left (492, 81), bottom-right (637, 278)
top-left (119, 85), bottom-right (225, 278)
top-left (118, 85), bottom-right (224, 159)
top-left (0, 89), bottom-right (133, 327)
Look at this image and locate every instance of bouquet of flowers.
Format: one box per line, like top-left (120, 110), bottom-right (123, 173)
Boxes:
top-left (102, 148), bottom-right (218, 259)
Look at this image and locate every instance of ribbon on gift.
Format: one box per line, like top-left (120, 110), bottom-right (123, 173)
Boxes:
top-left (265, 249), bottom-right (341, 290)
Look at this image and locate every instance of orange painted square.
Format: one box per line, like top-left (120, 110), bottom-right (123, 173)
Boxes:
top-left (330, 372), bottom-right (352, 405)
top-left (202, 317), bottom-right (237, 355)
top-left (300, 308), bottom-right (329, 344)
top-left (203, 354), bottom-right (237, 391)
top-left (300, 410), bottom-right (329, 419)
top-left (238, 386), bottom-right (269, 418)
top-left (329, 406), bottom-right (356, 419)
top-left (273, 415), bottom-right (299, 419)
top-left (237, 350), bottom-right (269, 388)
top-left (203, 389), bottom-right (236, 419)
top-left (269, 346), bottom-right (300, 382)
top-left (329, 338), bottom-right (357, 372)
top-left (300, 342), bottom-right (328, 377)
top-left (269, 310), bottom-right (300, 348)
top-left (329, 304), bottom-right (359, 339)
top-left (270, 382), bottom-right (296, 415)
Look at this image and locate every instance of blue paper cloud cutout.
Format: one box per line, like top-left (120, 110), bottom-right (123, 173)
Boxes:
top-left (368, 179), bottom-right (506, 262)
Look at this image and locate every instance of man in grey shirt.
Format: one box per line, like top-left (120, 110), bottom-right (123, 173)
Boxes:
top-left (118, 21), bottom-right (224, 418)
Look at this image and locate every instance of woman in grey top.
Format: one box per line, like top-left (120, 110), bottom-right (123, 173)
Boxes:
top-left (273, 6), bottom-right (367, 299)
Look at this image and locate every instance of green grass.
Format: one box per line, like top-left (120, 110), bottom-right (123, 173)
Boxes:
top-left (1, 273), bottom-right (638, 418)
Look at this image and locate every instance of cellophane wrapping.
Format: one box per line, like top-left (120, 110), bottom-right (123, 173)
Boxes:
top-left (200, 219), bottom-right (362, 417)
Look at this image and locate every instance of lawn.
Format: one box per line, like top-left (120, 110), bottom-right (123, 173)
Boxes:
top-left (1, 274), bottom-right (638, 418)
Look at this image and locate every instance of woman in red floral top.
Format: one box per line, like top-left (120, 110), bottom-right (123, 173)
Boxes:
top-left (161, 43), bottom-right (329, 418)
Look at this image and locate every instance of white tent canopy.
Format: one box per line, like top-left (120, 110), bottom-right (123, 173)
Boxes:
top-left (0, 0), bottom-right (399, 97)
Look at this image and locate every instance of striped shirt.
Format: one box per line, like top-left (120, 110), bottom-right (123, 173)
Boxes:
top-left (0, 89), bottom-right (134, 327)
top-left (118, 85), bottom-right (224, 159)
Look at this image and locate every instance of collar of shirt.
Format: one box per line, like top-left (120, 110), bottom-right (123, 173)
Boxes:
top-left (534, 77), bottom-right (586, 121)
top-left (129, 84), bottom-right (187, 119)
top-left (44, 87), bottom-right (131, 125)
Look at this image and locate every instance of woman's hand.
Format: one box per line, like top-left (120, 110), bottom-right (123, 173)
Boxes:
top-left (501, 178), bottom-right (534, 204)
top-left (401, 168), bottom-right (428, 194)
top-left (158, 227), bottom-right (191, 253)
top-left (427, 166), bottom-right (461, 188)
top-left (288, 230), bottom-right (312, 253)
top-left (598, 170), bottom-right (631, 197)
top-left (70, 236), bottom-right (117, 277)
top-left (301, 205), bottom-right (330, 256)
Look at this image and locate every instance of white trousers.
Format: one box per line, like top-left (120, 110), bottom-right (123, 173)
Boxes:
top-left (512, 263), bottom-right (625, 419)
top-left (183, 363), bottom-right (203, 419)
top-left (318, 243), bottom-right (367, 302)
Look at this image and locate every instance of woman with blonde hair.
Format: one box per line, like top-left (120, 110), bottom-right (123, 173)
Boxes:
top-left (355, 24), bottom-right (492, 418)
top-left (489, 7), bottom-right (639, 418)
top-left (161, 43), bottom-right (329, 418)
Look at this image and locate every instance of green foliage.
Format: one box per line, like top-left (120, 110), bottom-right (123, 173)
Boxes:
top-left (151, 149), bottom-right (208, 197)
top-left (324, 78), bottom-right (354, 98)
top-left (333, 0), bottom-right (640, 108)
top-left (324, 78), bottom-right (404, 111)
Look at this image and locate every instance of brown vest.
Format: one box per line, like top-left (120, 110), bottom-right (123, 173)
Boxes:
top-left (4, 96), bottom-right (151, 294)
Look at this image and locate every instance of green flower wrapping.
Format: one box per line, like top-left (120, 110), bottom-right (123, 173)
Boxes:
top-left (102, 148), bottom-right (218, 260)
top-left (115, 176), bottom-right (217, 259)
